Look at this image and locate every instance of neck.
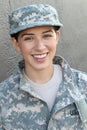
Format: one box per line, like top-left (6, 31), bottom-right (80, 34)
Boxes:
top-left (24, 65), bottom-right (54, 84)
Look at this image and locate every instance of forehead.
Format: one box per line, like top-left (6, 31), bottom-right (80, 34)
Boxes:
top-left (19, 26), bottom-right (54, 35)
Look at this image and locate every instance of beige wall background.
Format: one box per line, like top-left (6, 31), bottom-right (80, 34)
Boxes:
top-left (0, 0), bottom-right (87, 82)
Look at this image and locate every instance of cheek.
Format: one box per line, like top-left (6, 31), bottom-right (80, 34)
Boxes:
top-left (49, 40), bottom-right (57, 51)
top-left (19, 43), bottom-right (33, 54)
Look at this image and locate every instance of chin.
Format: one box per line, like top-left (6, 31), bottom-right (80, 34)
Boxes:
top-left (33, 63), bottom-right (50, 71)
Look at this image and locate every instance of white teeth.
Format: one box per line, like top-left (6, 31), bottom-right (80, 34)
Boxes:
top-left (33, 53), bottom-right (47, 58)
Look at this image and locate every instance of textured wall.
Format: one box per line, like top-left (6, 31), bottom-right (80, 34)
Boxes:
top-left (0, 0), bottom-right (87, 82)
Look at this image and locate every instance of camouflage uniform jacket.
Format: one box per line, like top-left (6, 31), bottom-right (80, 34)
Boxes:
top-left (0, 56), bottom-right (87, 130)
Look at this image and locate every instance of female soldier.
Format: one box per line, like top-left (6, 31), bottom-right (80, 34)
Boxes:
top-left (0, 4), bottom-right (87, 130)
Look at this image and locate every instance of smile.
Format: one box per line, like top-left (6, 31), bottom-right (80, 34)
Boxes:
top-left (32, 53), bottom-right (48, 59)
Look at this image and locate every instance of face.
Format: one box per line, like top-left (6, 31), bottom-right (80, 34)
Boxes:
top-left (11, 26), bottom-right (60, 72)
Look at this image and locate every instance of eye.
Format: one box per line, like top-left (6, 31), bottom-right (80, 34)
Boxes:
top-left (23, 36), bottom-right (34, 41)
top-left (43, 34), bottom-right (53, 38)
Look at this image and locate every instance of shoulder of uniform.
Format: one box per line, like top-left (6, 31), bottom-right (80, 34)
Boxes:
top-left (0, 72), bottom-right (20, 92)
top-left (71, 68), bottom-right (87, 81)
top-left (71, 68), bottom-right (87, 93)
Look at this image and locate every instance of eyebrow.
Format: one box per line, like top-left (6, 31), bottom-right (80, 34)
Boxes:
top-left (21, 29), bottom-right (53, 37)
top-left (21, 33), bottom-right (34, 37)
top-left (42, 29), bottom-right (53, 34)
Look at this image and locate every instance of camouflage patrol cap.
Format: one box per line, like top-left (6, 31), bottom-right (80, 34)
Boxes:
top-left (9, 4), bottom-right (63, 35)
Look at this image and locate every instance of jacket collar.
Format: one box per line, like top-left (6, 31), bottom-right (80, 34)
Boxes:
top-left (18, 55), bottom-right (84, 102)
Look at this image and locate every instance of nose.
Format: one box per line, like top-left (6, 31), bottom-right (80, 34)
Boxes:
top-left (35, 39), bottom-right (46, 51)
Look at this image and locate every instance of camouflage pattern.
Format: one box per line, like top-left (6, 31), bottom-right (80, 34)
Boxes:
top-left (0, 56), bottom-right (87, 130)
top-left (9, 4), bottom-right (63, 35)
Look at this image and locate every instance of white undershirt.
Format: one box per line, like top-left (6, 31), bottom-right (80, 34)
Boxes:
top-left (23, 64), bottom-right (62, 111)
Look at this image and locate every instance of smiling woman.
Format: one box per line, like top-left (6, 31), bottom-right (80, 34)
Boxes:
top-left (11, 26), bottom-right (60, 82)
top-left (0, 3), bottom-right (87, 130)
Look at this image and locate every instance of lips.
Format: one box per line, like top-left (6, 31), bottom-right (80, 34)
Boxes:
top-left (32, 53), bottom-right (48, 59)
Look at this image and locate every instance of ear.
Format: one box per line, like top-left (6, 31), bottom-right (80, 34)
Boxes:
top-left (11, 37), bottom-right (21, 52)
top-left (56, 31), bottom-right (60, 44)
